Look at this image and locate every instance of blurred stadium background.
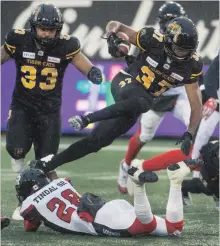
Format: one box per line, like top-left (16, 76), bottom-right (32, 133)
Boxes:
top-left (1, 1), bottom-right (219, 246)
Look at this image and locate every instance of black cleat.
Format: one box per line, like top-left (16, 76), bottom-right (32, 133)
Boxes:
top-left (29, 160), bottom-right (48, 173)
top-left (128, 166), bottom-right (158, 184)
top-left (1, 217), bottom-right (10, 230)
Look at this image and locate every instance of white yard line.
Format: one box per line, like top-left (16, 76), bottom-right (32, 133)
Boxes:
top-left (1, 141), bottom-right (177, 152)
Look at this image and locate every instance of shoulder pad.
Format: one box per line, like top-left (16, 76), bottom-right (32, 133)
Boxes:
top-left (59, 35), bottom-right (81, 60)
top-left (4, 29), bottom-right (27, 56)
top-left (136, 27), bottom-right (164, 51)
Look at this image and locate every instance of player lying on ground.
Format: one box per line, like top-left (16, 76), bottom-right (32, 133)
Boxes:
top-left (182, 140), bottom-right (219, 209)
top-left (29, 16), bottom-right (203, 175)
top-left (17, 160), bottom-right (198, 237)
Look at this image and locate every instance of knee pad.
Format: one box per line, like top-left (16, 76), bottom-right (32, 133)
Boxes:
top-left (6, 145), bottom-right (26, 160)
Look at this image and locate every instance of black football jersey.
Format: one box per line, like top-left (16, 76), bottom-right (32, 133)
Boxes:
top-left (126, 27), bottom-right (203, 97)
top-left (4, 29), bottom-right (81, 114)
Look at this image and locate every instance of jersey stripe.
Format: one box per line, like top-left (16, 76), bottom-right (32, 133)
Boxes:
top-left (190, 70), bottom-right (202, 78)
top-left (4, 41), bottom-right (16, 54)
top-left (66, 48), bottom-right (81, 59)
top-left (136, 31), bottom-right (145, 51)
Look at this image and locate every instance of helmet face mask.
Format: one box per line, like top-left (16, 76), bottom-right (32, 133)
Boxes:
top-left (29, 4), bottom-right (63, 47)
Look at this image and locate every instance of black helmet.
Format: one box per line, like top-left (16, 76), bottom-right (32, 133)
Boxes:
top-left (29, 3), bottom-right (63, 46)
top-left (157, 2), bottom-right (187, 34)
top-left (164, 17), bottom-right (198, 61)
top-left (15, 168), bottom-right (50, 203)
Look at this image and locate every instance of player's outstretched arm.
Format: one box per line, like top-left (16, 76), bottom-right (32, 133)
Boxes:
top-left (1, 45), bottom-right (11, 65)
top-left (185, 82), bottom-right (202, 135)
top-left (71, 52), bottom-right (103, 85)
top-left (106, 21), bottom-right (137, 46)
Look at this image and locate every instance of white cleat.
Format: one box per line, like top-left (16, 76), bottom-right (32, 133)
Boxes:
top-left (11, 158), bottom-right (24, 173)
top-left (182, 192), bottom-right (193, 206)
top-left (167, 162), bottom-right (190, 188)
top-left (12, 207), bottom-right (23, 221)
top-left (117, 159), bottom-right (129, 194)
top-left (128, 159), bottom-right (158, 185)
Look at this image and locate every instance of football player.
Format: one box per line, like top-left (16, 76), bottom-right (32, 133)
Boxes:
top-left (1, 3), bottom-right (103, 220)
top-left (119, 1), bottom-right (193, 193)
top-left (17, 160), bottom-right (195, 237)
top-left (31, 16), bottom-right (203, 174)
top-left (182, 54), bottom-right (219, 207)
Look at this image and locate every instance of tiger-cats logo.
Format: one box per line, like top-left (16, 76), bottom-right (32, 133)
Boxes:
top-left (169, 23), bottom-right (182, 43)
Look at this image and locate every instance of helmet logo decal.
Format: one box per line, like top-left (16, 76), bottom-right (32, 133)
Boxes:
top-left (33, 184), bottom-right (39, 191)
top-left (33, 6), bottom-right (41, 21)
top-left (170, 23), bottom-right (182, 43)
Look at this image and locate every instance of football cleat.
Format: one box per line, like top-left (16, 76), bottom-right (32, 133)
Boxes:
top-left (182, 192), bottom-right (193, 206)
top-left (68, 115), bottom-right (89, 131)
top-left (29, 154), bottom-right (54, 173)
top-left (12, 207), bottom-right (23, 221)
top-left (183, 158), bottom-right (204, 171)
top-left (1, 216), bottom-right (10, 229)
top-left (128, 159), bottom-right (159, 185)
top-left (213, 196), bottom-right (219, 211)
top-left (11, 158), bottom-right (24, 173)
top-left (117, 159), bottom-right (129, 194)
top-left (167, 162), bottom-right (190, 188)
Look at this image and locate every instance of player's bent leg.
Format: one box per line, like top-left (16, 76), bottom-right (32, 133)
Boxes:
top-left (127, 178), bottom-right (157, 235)
top-left (30, 116), bottom-right (139, 173)
top-left (118, 111), bottom-right (164, 194)
top-left (165, 162), bottom-right (191, 235)
top-left (6, 109), bottom-right (32, 173)
top-left (33, 112), bottom-right (61, 180)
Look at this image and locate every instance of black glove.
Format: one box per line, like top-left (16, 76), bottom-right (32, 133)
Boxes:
top-left (176, 131), bottom-right (193, 156)
top-left (106, 33), bottom-right (130, 58)
top-left (87, 66), bottom-right (103, 85)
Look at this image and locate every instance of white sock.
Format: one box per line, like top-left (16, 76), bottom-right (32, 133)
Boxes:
top-left (133, 184), bottom-right (153, 224)
top-left (166, 186), bottom-right (183, 223)
top-left (123, 161), bottom-right (129, 171)
top-left (192, 112), bottom-right (219, 159)
top-left (193, 171), bottom-right (200, 178)
top-left (11, 158), bottom-right (24, 173)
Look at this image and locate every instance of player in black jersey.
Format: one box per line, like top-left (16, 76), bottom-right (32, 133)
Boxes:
top-left (30, 16), bottom-right (203, 175)
top-left (1, 3), bottom-right (102, 220)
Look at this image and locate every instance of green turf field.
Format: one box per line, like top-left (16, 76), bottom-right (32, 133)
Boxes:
top-left (1, 136), bottom-right (219, 246)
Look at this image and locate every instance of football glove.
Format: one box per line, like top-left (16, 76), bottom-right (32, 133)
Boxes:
top-left (87, 66), bottom-right (103, 85)
top-left (106, 33), bottom-right (130, 58)
top-left (202, 97), bottom-right (218, 120)
top-left (176, 131), bottom-right (193, 156)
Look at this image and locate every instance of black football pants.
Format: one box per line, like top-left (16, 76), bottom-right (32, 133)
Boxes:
top-left (46, 72), bottom-right (154, 171)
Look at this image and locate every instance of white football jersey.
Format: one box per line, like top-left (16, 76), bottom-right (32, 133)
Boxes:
top-left (20, 178), bottom-right (97, 235)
